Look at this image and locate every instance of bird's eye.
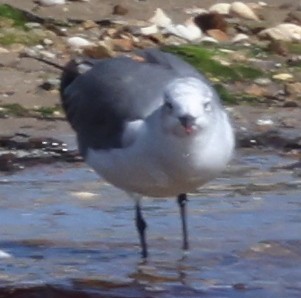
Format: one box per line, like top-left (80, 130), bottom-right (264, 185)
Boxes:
top-left (204, 101), bottom-right (211, 112)
top-left (165, 102), bottom-right (173, 110)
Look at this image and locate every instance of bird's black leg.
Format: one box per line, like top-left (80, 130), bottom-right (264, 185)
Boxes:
top-left (135, 201), bottom-right (148, 259)
top-left (177, 193), bottom-right (189, 251)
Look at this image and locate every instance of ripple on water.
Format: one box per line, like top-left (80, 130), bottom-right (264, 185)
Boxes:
top-left (0, 150), bottom-right (300, 297)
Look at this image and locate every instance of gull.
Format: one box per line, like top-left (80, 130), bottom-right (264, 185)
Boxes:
top-left (33, 49), bottom-right (235, 258)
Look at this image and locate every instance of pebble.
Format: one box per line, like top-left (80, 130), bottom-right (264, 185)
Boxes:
top-left (25, 22), bottom-right (42, 30)
top-left (256, 119), bottom-right (274, 126)
top-left (66, 36), bottom-right (94, 49)
top-left (42, 38), bottom-right (54, 46)
top-left (39, 50), bottom-right (56, 59)
top-left (254, 78), bottom-right (272, 86)
top-left (272, 73), bottom-right (293, 81)
top-left (112, 4), bottom-right (128, 16)
top-left (39, 78), bottom-right (60, 91)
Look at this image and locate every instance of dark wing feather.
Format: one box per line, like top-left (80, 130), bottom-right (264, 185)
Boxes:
top-left (60, 49), bottom-right (205, 154)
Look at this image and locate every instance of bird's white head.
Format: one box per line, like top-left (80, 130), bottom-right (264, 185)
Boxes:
top-left (161, 77), bottom-right (220, 137)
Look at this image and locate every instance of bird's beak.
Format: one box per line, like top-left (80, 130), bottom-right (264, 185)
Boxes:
top-left (178, 115), bottom-right (196, 134)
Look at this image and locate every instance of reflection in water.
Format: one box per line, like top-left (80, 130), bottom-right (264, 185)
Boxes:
top-left (0, 151), bottom-right (300, 297)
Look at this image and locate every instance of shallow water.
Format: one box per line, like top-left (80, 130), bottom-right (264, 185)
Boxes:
top-left (0, 149), bottom-right (300, 297)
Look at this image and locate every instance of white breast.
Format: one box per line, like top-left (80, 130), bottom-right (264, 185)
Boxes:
top-left (86, 111), bottom-right (234, 197)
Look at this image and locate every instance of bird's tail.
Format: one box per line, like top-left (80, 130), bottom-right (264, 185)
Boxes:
top-left (20, 52), bottom-right (95, 107)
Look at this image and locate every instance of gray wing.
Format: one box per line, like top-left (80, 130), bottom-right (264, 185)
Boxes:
top-left (61, 49), bottom-right (207, 154)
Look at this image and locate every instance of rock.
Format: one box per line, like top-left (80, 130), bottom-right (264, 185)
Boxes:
top-left (259, 23), bottom-right (301, 42)
top-left (39, 78), bottom-right (60, 91)
top-left (285, 11), bottom-right (301, 25)
top-left (230, 52), bottom-right (248, 62)
top-left (283, 101), bottom-right (299, 107)
top-left (230, 2), bottom-right (260, 21)
top-left (165, 18), bottom-right (202, 41)
top-left (206, 29), bottom-right (229, 41)
top-left (39, 50), bottom-right (56, 59)
top-left (82, 44), bottom-right (114, 59)
top-left (149, 8), bottom-right (172, 28)
top-left (256, 119), bottom-right (274, 126)
top-left (208, 3), bottom-right (231, 15)
top-left (254, 78), bottom-right (272, 86)
top-left (42, 38), bottom-right (53, 46)
top-left (0, 47), bottom-right (9, 54)
top-left (36, 0), bottom-right (66, 6)
top-left (272, 73), bottom-right (293, 81)
top-left (0, 153), bottom-right (16, 172)
top-left (146, 32), bottom-right (165, 44)
top-left (25, 22), bottom-right (42, 30)
top-left (67, 36), bottom-right (94, 49)
top-left (112, 4), bottom-right (128, 16)
top-left (237, 130), bottom-right (301, 150)
top-left (194, 12), bottom-right (227, 33)
top-left (287, 55), bottom-right (301, 67)
top-left (285, 82), bottom-right (301, 95)
top-left (245, 84), bottom-right (266, 97)
top-left (267, 40), bottom-right (288, 56)
top-left (111, 38), bottom-right (134, 52)
top-left (82, 20), bottom-right (98, 30)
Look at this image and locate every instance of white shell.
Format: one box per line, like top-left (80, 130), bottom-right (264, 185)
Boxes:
top-left (185, 8), bottom-right (208, 15)
top-left (201, 36), bottom-right (218, 43)
top-left (232, 33), bottom-right (249, 43)
top-left (140, 24), bottom-right (159, 35)
top-left (272, 73), bottom-right (293, 81)
top-left (37, 0), bottom-right (66, 6)
top-left (258, 1), bottom-right (268, 7)
top-left (259, 23), bottom-right (301, 42)
top-left (256, 119), bottom-right (274, 126)
top-left (67, 36), bottom-right (94, 49)
top-left (230, 2), bottom-right (260, 21)
top-left (0, 250), bottom-right (12, 259)
top-left (165, 19), bottom-right (202, 41)
top-left (149, 8), bottom-right (172, 28)
top-left (208, 3), bottom-right (231, 15)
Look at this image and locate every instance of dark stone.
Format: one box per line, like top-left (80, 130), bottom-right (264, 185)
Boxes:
top-left (112, 5), bottom-right (128, 16)
top-left (194, 12), bottom-right (227, 33)
top-left (0, 153), bottom-right (17, 171)
top-left (237, 130), bottom-right (301, 150)
top-left (283, 101), bottom-right (299, 108)
top-left (0, 134), bottom-right (81, 172)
